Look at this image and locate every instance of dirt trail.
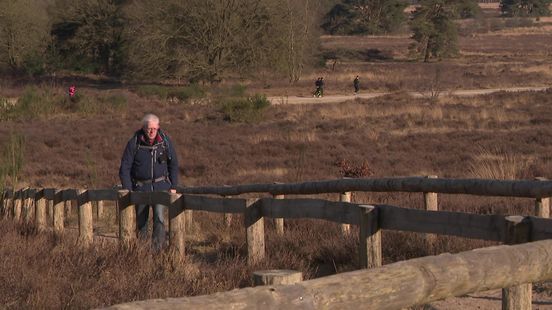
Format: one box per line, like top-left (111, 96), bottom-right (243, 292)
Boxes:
top-left (268, 86), bottom-right (550, 105)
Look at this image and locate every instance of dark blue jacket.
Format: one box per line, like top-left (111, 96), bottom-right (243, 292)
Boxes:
top-left (119, 129), bottom-right (179, 192)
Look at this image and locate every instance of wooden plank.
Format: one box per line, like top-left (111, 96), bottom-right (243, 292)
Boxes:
top-left (34, 190), bottom-right (47, 232)
top-left (105, 239), bottom-right (552, 310)
top-left (169, 194), bottom-right (185, 260)
top-left (23, 188), bottom-right (34, 223)
top-left (424, 176), bottom-right (438, 247)
top-left (253, 270), bottom-right (302, 286)
top-left (177, 177), bottom-right (552, 198)
top-left (130, 191), bottom-right (171, 206)
top-left (273, 194), bottom-right (284, 235)
top-left (53, 190), bottom-right (64, 238)
top-left (87, 189), bottom-right (118, 201)
top-left (43, 188), bottom-right (56, 200)
top-left (77, 189), bottom-right (93, 248)
top-left (118, 190), bottom-right (135, 247)
top-left (61, 189), bottom-right (78, 201)
top-left (183, 195), bottom-right (246, 213)
top-left (530, 216), bottom-right (552, 241)
top-left (340, 192), bottom-right (352, 235)
top-left (97, 200), bottom-right (104, 219)
top-left (378, 205), bottom-right (505, 241)
top-left (502, 216), bottom-right (532, 310)
top-left (535, 177), bottom-right (550, 218)
top-left (13, 189), bottom-right (22, 221)
top-left (261, 198), bottom-right (360, 225)
top-left (359, 205), bottom-right (382, 269)
top-left (245, 199), bottom-right (264, 264)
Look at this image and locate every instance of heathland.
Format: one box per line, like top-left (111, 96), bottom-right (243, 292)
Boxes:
top-left (2, 3), bottom-right (552, 309)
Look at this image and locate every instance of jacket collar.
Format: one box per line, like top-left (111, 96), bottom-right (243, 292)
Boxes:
top-left (139, 130), bottom-right (163, 146)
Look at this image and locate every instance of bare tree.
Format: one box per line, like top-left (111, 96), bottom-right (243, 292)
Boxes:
top-left (124, 0), bottom-right (320, 83)
top-left (0, 0), bottom-right (50, 74)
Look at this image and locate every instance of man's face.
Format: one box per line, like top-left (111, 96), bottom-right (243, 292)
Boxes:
top-left (144, 121), bottom-right (159, 140)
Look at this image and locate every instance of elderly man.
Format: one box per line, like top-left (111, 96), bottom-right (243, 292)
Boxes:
top-left (119, 114), bottom-right (179, 249)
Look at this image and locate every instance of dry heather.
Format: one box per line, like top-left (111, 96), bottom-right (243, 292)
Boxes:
top-left (1, 86), bottom-right (552, 308)
top-left (2, 14), bottom-right (552, 307)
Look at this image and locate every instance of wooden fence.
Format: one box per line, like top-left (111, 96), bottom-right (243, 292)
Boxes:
top-left (2, 176), bottom-right (552, 309)
top-left (105, 239), bottom-right (552, 310)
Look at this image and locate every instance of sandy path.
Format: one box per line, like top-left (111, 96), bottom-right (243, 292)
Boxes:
top-left (268, 86), bottom-right (550, 105)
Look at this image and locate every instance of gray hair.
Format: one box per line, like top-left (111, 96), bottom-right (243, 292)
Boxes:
top-left (142, 114), bottom-right (160, 127)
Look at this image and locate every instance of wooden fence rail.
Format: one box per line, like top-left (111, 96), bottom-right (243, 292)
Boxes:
top-left (105, 239), bottom-right (552, 310)
top-left (2, 182), bottom-right (552, 309)
top-left (176, 176), bottom-right (552, 198)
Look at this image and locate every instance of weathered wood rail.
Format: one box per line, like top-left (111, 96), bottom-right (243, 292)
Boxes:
top-left (105, 239), bottom-right (552, 310)
top-left (177, 176), bottom-right (552, 198)
top-left (2, 176), bottom-right (552, 309)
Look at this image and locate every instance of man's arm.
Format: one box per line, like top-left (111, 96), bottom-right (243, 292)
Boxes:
top-left (119, 138), bottom-right (135, 191)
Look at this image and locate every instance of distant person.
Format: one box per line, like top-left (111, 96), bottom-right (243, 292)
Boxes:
top-left (119, 113), bottom-right (179, 250)
top-left (68, 85), bottom-right (76, 101)
top-left (319, 77), bottom-right (325, 97)
top-left (313, 77), bottom-right (322, 98)
top-left (353, 76), bottom-right (360, 94)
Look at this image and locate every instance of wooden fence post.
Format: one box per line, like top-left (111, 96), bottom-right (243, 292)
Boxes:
top-left (24, 188), bottom-right (34, 224)
top-left (118, 190), bottom-right (135, 247)
top-left (48, 198), bottom-right (53, 222)
top-left (53, 190), bottom-right (64, 238)
top-left (184, 209), bottom-right (193, 233)
top-left (253, 270), bottom-right (303, 286)
top-left (35, 189), bottom-right (47, 232)
top-left (13, 189), bottom-right (23, 222)
top-left (245, 198), bottom-right (265, 265)
top-left (0, 190), bottom-right (4, 217)
top-left (169, 193), bottom-right (185, 260)
top-left (77, 189), bottom-right (93, 247)
top-left (96, 200), bottom-right (104, 219)
top-left (423, 175), bottom-right (439, 247)
top-left (502, 215), bottom-right (532, 310)
top-left (64, 200), bottom-right (72, 218)
top-left (340, 192), bottom-right (352, 236)
top-left (22, 188), bottom-right (29, 222)
top-left (3, 189), bottom-right (13, 219)
top-left (224, 210), bottom-right (233, 227)
top-left (534, 177), bottom-right (550, 218)
top-left (273, 194), bottom-right (285, 235)
top-left (359, 205), bottom-right (382, 269)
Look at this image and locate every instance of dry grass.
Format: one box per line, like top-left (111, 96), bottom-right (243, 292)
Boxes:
top-left (2, 84), bottom-right (550, 306)
top-left (468, 146), bottom-right (533, 180)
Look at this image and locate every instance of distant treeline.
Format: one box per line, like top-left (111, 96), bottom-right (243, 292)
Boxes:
top-left (0, 0), bottom-right (326, 83)
top-left (0, 0), bottom-right (548, 82)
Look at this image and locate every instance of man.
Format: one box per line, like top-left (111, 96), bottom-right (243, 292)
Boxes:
top-left (319, 77), bottom-right (325, 97)
top-left (353, 76), bottom-right (360, 94)
top-left (119, 114), bottom-right (179, 249)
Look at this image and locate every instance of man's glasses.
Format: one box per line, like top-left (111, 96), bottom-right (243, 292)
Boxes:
top-left (146, 127), bottom-right (159, 132)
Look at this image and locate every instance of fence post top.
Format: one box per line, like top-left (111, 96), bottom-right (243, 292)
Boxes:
top-left (169, 192), bottom-right (182, 203)
top-left (358, 204), bottom-right (376, 211)
top-left (504, 215), bottom-right (529, 224)
top-left (117, 189), bottom-right (130, 195)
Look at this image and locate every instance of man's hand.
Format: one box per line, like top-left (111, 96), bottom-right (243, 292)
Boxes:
top-left (169, 188), bottom-right (176, 194)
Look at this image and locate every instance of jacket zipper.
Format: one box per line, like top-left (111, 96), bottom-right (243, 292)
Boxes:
top-left (151, 147), bottom-right (156, 191)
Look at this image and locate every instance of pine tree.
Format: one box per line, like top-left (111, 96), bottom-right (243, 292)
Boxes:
top-left (409, 0), bottom-right (458, 62)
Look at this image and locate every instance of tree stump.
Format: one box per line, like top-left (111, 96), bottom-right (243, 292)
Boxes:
top-left (252, 269), bottom-right (303, 286)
